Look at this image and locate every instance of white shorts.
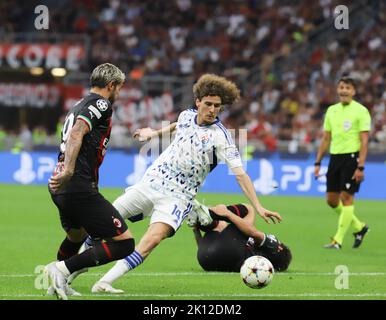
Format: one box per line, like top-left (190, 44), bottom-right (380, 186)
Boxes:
top-left (113, 182), bottom-right (193, 232)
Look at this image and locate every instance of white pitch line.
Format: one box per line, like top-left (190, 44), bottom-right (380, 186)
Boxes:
top-left (0, 272), bottom-right (385, 278)
top-left (1, 293), bottom-right (386, 298)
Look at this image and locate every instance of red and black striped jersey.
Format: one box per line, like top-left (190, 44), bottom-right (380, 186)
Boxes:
top-left (54, 93), bottom-right (113, 193)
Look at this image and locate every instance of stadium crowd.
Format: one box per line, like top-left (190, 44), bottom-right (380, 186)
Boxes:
top-left (0, 0), bottom-right (385, 153)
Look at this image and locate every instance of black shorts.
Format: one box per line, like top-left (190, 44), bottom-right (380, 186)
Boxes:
top-left (51, 192), bottom-right (128, 239)
top-left (326, 152), bottom-right (360, 194)
top-left (197, 225), bottom-right (249, 272)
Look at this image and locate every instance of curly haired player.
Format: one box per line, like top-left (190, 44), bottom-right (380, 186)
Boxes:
top-left (88, 74), bottom-right (282, 293)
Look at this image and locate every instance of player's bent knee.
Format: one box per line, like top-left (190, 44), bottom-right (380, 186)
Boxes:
top-left (112, 229), bottom-right (133, 241)
top-left (326, 193), bottom-right (340, 208)
top-left (112, 200), bottom-right (128, 218)
top-left (67, 228), bottom-right (88, 243)
top-left (327, 199), bottom-right (338, 208)
top-left (326, 196), bottom-right (339, 208)
top-left (341, 198), bottom-right (354, 206)
top-left (106, 238), bottom-right (135, 260)
top-left (214, 204), bottom-right (226, 210)
top-left (340, 192), bottom-right (354, 205)
top-left (243, 203), bottom-right (254, 213)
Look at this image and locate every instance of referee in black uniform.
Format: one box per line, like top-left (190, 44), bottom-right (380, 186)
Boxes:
top-left (45, 63), bottom-right (135, 300)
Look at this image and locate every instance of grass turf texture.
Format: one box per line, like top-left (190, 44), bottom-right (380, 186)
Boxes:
top-left (0, 184), bottom-right (385, 300)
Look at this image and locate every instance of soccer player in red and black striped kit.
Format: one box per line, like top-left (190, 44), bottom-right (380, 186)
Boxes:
top-left (45, 63), bottom-right (135, 300)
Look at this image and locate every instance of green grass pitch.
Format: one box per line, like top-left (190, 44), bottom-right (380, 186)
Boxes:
top-left (0, 183), bottom-right (385, 300)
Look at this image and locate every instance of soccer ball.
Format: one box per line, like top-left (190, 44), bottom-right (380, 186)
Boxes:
top-left (240, 255), bottom-right (274, 289)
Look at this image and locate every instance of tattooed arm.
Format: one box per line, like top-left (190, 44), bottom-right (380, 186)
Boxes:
top-left (49, 120), bottom-right (90, 192)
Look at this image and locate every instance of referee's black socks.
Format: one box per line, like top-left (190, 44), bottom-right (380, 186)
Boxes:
top-left (64, 238), bottom-right (135, 274)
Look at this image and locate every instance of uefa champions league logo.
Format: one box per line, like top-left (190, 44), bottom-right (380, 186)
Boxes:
top-left (96, 99), bottom-right (109, 111)
top-left (13, 152), bottom-right (56, 185)
top-left (13, 152), bottom-right (36, 184)
top-left (253, 159), bottom-right (278, 195)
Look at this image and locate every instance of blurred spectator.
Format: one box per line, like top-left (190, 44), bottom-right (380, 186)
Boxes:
top-left (247, 112), bottom-right (277, 152)
top-left (32, 126), bottom-right (48, 146)
top-left (19, 125), bottom-right (33, 151)
top-left (0, 126), bottom-right (6, 151)
top-left (1, 0), bottom-right (385, 153)
top-left (262, 86), bottom-right (280, 113)
top-left (56, 116), bottom-right (65, 144)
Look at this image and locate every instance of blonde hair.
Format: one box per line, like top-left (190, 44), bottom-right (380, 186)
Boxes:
top-left (90, 63), bottom-right (125, 88)
top-left (193, 74), bottom-right (240, 105)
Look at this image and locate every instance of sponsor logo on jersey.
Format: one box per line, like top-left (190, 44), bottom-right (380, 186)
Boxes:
top-left (343, 120), bottom-right (352, 131)
top-left (88, 105), bottom-right (102, 119)
top-left (201, 134), bottom-right (209, 145)
top-left (96, 99), bottom-right (109, 111)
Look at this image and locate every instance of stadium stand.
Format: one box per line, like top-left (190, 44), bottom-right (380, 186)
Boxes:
top-left (0, 0), bottom-right (385, 154)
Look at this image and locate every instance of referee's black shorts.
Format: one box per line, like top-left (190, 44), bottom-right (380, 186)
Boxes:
top-left (51, 192), bottom-right (128, 239)
top-left (326, 152), bottom-right (361, 194)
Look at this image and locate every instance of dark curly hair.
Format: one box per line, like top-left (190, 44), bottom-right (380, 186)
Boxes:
top-left (339, 76), bottom-right (356, 89)
top-left (193, 74), bottom-right (240, 105)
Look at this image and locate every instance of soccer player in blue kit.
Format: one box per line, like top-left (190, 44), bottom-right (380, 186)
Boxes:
top-left (90, 74), bottom-right (282, 293)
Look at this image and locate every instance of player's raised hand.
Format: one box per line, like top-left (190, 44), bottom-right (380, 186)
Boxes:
top-left (257, 207), bottom-right (282, 224)
top-left (133, 127), bottom-right (155, 142)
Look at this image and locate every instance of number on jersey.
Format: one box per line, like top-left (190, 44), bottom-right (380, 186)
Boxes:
top-left (60, 113), bottom-right (75, 153)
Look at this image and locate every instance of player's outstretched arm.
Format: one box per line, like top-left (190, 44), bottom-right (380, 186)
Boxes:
top-left (240, 203), bottom-right (256, 226)
top-left (49, 120), bottom-right (90, 192)
top-left (209, 203), bottom-right (255, 226)
top-left (133, 122), bottom-right (177, 142)
top-left (231, 166), bottom-right (282, 224)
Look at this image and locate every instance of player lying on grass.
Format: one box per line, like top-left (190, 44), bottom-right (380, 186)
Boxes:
top-left (89, 74), bottom-right (281, 293)
top-left (190, 201), bottom-right (291, 273)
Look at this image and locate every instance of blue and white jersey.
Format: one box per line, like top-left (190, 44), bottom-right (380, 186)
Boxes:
top-left (141, 108), bottom-right (243, 201)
